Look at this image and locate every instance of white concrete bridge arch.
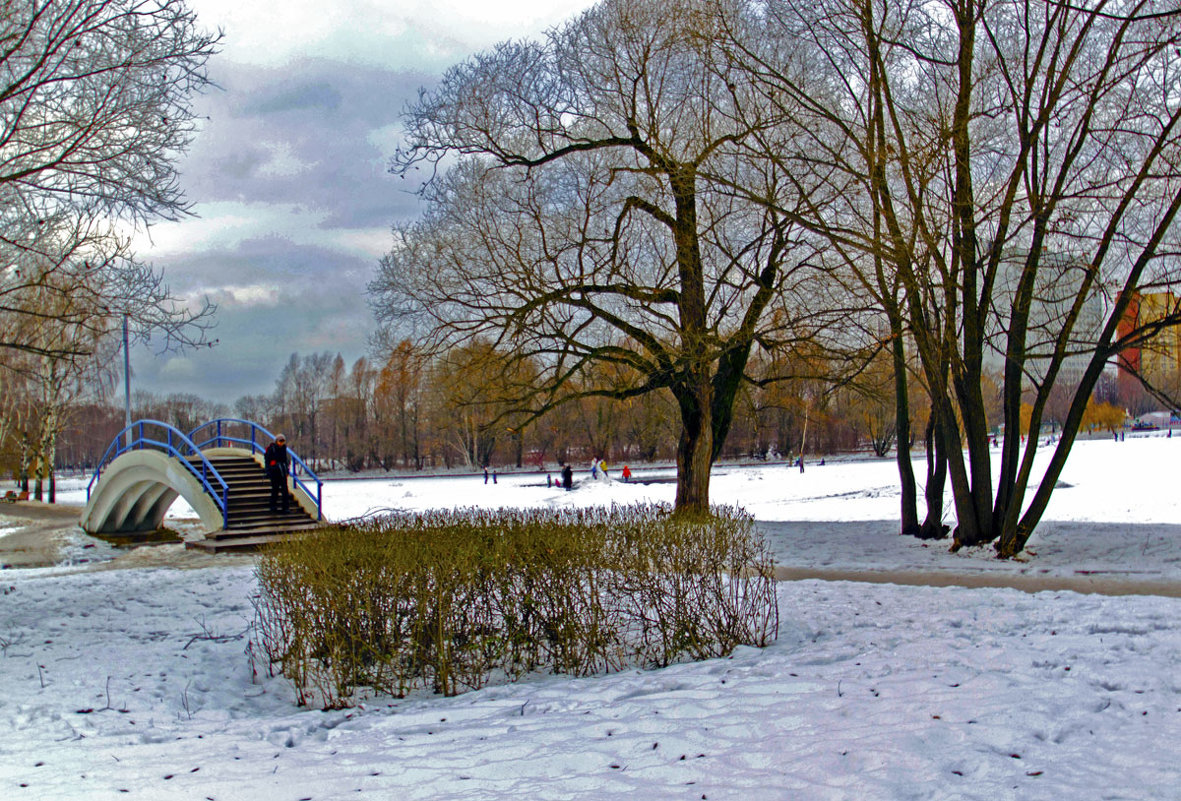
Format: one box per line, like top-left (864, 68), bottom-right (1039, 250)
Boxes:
top-left (81, 448), bottom-right (226, 534)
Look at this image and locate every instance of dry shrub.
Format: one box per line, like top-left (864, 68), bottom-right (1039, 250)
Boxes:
top-left (251, 504), bottom-right (778, 708)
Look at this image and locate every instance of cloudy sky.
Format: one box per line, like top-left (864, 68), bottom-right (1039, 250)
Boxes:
top-left (131, 0), bottom-right (597, 404)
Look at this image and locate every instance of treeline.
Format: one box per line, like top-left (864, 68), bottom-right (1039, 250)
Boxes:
top-left (39, 342), bottom-right (905, 477)
top-left (21, 339), bottom-right (1135, 493)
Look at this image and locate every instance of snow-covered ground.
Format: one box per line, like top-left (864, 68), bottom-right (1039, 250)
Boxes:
top-left (3, 435), bottom-right (1180, 799)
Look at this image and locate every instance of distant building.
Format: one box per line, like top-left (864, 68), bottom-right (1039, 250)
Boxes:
top-left (1116, 291), bottom-right (1181, 408)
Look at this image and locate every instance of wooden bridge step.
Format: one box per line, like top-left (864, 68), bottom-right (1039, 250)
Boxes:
top-left (186, 532), bottom-right (310, 553)
top-left (187, 522), bottom-right (325, 552)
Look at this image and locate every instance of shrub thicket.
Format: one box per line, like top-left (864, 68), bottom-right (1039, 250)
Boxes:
top-left (250, 505), bottom-right (779, 708)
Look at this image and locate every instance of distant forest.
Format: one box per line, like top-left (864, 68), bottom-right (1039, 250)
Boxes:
top-left (8, 340), bottom-right (1136, 490)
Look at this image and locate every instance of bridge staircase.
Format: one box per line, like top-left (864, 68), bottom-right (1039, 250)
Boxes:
top-left (186, 453), bottom-right (322, 553)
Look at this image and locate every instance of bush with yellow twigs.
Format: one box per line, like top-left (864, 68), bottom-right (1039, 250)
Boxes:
top-left (250, 505), bottom-right (779, 708)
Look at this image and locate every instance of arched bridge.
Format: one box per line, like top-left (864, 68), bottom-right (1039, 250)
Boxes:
top-left (82, 419), bottom-right (324, 550)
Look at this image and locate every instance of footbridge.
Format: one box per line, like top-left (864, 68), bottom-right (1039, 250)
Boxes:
top-left (82, 419), bottom-right (324, 551)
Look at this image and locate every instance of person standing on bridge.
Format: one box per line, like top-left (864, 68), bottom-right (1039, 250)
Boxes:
top-left (264, 434), bottom-right (290, 513)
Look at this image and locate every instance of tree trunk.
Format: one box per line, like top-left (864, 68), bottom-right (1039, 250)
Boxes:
top-left (39, 404), bottom-right (59, 505)
top-left (670, 165), bottom-right (713, 515)
top-left (674, 375), bottom-right (713, 515)
top-left (999, 351), bottom-right (1112, 556)
top-left (944, 3), bottom-right (995, 550)
top-left (798, 406), bottom-right (809, 473)
top-left (710, 343), bottom-right (754, 463)
top-left (19, 432), bottom-right (31, 493)
top-left (891, 332), bottom-right (920, 536)
top-left (919, 414), bottom-right (949, 539)
top-left (939, 396), bottom-right (987, 549)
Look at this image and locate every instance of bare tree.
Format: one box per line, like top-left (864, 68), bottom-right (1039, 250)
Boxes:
top-left (0, 211), bottom-right (214, 362)
top-left (0, 0), bottom-right (219, 365)
top-left (420, 340), bottom-right (538, 469)
top-left (2, 275), bottom-right (118, 499)
top-left (729, 0), bottom-right (1181, 555)
top-left (841, 348), bottom-right (898, 458)
top-left (0, 0), bottom-right (217, 221)
top-left (337, 356), bottom-right (375, 471)
top-left (373, 341), bottom-right (427, 469)
top-left (234, 393), bottom-right (276, 426)
top-left (273, 352), bottom-right (336, 465)
top-left (374, 0), bottom-right (841, 512)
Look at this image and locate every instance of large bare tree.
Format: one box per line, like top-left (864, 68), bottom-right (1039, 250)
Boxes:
top-left (373, 0), bottom-right (842, 511)
top-left (0, 0), bottom-right (219, 365)
top-left (727, 0), bottom-right (1181, 554)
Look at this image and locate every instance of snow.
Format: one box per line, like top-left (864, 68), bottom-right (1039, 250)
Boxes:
top-left (3, 435), bottom-right (1180, 799)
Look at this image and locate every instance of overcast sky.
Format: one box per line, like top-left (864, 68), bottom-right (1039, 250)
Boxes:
top-left (130, 0), bottom-right (597, 405)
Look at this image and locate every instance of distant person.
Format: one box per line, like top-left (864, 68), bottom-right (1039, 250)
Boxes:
top-left (600, 459), bottom-right (608, 479)
top-left (622, 465), bottom-right (631, 482)
top-left (562, 463), bottom-right (574, 490)
top-left (547, 474), bottom-right (553, 487)
top-left (590, 461), bottom-right (598, 480)
top-left (264, 433), bottom-right (290, 513)
top-left (484, 467), bottom-right (489, 484)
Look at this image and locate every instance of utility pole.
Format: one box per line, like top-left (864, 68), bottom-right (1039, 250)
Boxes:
top-left (124, 315), bottom-right (132, 448)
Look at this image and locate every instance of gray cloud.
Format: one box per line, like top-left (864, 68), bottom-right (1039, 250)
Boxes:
top-left (126, 1), bottom-right (601, 408)
top-left (181, 59), bottom-right (430, 225)
top-left (133, 57), bottom-right (435, 403)
top-left (242, 80), bottom-right (344, 116)
top-left (135, 236), bottom-right (375, 403)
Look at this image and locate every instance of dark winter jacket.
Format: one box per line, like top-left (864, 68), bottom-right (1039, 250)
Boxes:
top-left (264, 442), bottom-right (289, 478)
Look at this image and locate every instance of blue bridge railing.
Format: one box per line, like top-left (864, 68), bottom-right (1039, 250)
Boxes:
top-left (188, 418), bottom-right (323, 521)
top-left (87, 420), bottom-right (231, 529)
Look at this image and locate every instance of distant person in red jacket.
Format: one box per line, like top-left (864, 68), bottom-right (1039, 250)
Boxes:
top-left (622, 465), bottom-right (632, 482)
top-left (264, 434), bottom-right (290, 513)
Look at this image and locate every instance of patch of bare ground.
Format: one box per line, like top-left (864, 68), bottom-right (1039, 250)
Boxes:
top-left (772, 566), bottom-right (1181, 598)
top-left (0, 500), bottom-right (81, 568)
top-left (0, 502), bottom-right (252, 573)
